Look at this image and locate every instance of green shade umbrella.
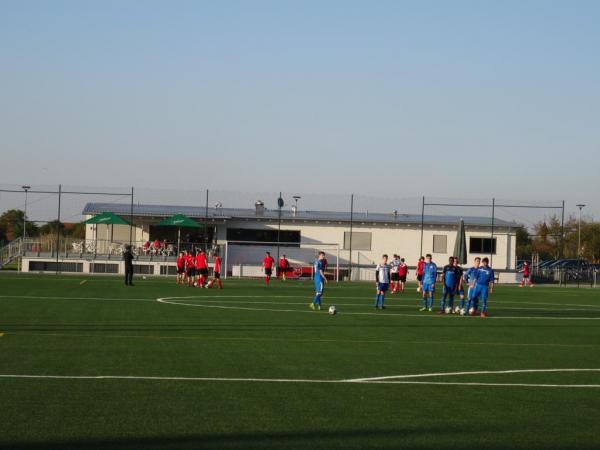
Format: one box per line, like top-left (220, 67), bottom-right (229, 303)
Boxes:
top-left (453, 219), bottom-right (468, 265)
top-left (82, 212), bottom-right (130, 252)
top-left (83, 212), bottom-right (129, 225)
top-left (157, 214), bottom-right (202, 253)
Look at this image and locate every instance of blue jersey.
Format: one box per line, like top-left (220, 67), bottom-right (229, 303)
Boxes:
top-left (422, 262), bottom-right (438, 284)
top-left (314, 259), bottom-right (324, 281)
top-left (474, 266), bottom-right (495, 286)
top-left (465, 267), bottom-right (478, 284)
top-left (443, 264), bottom-right (458, 287)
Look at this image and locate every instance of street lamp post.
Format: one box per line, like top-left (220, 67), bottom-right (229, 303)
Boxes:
top-left (576, 204), bottom-right (586, 258)
top-left (22, 185), bottom-right (30, 240)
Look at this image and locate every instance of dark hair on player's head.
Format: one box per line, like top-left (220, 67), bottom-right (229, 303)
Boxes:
top-left (449, 256), bottom-right (454, 262)
top-left (426, 254), bottom-right (432, 258)
top-left (475, 257), bottom-right (481, 261)
top-left (382, 254), bottom-right (388, 259)
top-left (419, 256), bottom-right (425, 261)
top-left (266, 251), bottom-right (270, 255)
top-left (318, 251), bottom-right (325, 256)
top-left (482, 257), bottom-right (489, 264)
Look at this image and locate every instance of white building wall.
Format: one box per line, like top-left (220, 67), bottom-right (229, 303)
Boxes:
top-left (217, 220), bottom-right (516, 272)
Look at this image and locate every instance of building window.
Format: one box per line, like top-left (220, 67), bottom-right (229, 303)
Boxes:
top-left (470, 237), bottom-right (497, 254)
top-left (433, 235), bottom-right (447, 254)
top-left (343, 232), bottom-right (372, 250)
top-left (226, 228), bottom-right (301, 246)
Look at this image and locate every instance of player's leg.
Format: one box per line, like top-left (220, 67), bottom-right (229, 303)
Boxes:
top-left (480, 287), bottom-right (489, 318)
top-left (428, 285), bottom-right (435, 311)
top-left (420, 284), bottom-right (428, 311)
top-left (440, 285), bottom-right (448, 312)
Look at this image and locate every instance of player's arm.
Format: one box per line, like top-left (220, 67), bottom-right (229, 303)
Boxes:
top-left (489, 271), bottom-right (495, 293)
top-left (374, 265), bottom-right (379, 287)
top-left (320, 269), bottom-right (327, 283)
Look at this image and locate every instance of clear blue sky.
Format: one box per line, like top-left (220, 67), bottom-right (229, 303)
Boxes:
top-left (1, 0), bottom-right (598, 219)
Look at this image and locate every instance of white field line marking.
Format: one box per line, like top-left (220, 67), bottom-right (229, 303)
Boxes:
top-left (160, 299), bottom-right (599, 312)
top-left (345, 368), bottom-right (600, 382)
top-left (157, 297), bottom-right (600, 320)
top-left (8, 331), bottom-right (599, 348)
top-left (79, 280), bottom-right (87, 285)
top-left (2, 294), bottom-right (599, 311)
top-left (0, 370), bottom-right (599, 388)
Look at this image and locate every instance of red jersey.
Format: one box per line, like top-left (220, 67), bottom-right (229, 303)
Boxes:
top-left (263, 256), bottom-right (275, 269)
top-left (279, 257), bottom-right (289, 269)
top-left (417, 261), bottom-right (425, 275)
top-left (196, 254), bottom-right (208, 269)
top-left (399, 264), bottom-right (408, 277)
top-left (185, 255), bottom-right (195, 268)
top-left (176, 256), bottom-right (185, 268)
top-left (523, 264), bottom-right (530, 277)
top-left (143, 241), bottom-right (150, 249)
top-left (214, 257), bottom-right (222, 273)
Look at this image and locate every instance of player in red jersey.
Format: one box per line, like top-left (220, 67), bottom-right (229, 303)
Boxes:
top-left (207, 255), bottom-right (223, 289)
top-left (278, 254), bottom-right (290, 280)
top-left (176, 251), bottom-right (186, 284)
top-left (185, 251), bottom-right (196, 287)
top-left (398, 258), bottom-right (409, 294)
top-left (263, 251), bottom-right (275, 285)
top-left (519, 261), bottom-right (534, 287)
top-left (416, 256), bottom-right (425, 293)
top-left (196, 249), bottom-right (209, 288)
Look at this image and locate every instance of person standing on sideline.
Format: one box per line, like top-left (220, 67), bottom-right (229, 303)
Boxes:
top-left (398, 258), bottom-right (409, 294)
top-left (519, 261), bottom-right (534, 287)
top-left (123, 245), bottom-right (134, 286)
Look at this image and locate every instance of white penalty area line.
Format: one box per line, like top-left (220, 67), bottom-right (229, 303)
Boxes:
top-left (156, 297), bottom-right (600, 320)
top-left (0, 368), bottom-right (599, 388)
top-left (345, 368), bottom-right (600, 382)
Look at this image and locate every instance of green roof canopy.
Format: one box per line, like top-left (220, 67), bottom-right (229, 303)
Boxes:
top-left (83, 212), bottom-right (129, 225)
top-left (157, 214), bottom-right (202, 228)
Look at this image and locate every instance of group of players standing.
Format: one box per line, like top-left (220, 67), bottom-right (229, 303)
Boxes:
top-left (312, 252), bottom-right (496, 318)
top-left (175, 249), bottom-right (223, 289)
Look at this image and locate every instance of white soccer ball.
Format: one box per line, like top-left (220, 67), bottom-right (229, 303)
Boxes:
top-left (468, 307), bottom-right (475, 316)
top-left (328, 305), bottom-right (337, 315)
top-left (445, 307), bottom-right (452, 314)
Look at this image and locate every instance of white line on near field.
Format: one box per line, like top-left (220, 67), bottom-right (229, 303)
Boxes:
top-left (156, 297), bottom-right (600, 320)
top-left (0, 369), bottom-right (599, 388)
top-left (344, 368), bottom-right (600, 382)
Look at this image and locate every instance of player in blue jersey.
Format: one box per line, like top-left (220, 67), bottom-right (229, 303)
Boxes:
top-left (440, 256), bottom-right (459, 314)
top-left (419, 254), bottom-right (438, 312)
top-left (453, 257), bottom-right (465, 314)
top-left (310, 251), bottom-right (327, 310)
top-left (469, 257), bottom-right (494, 318)
top-left (463, 257), bottom-right (481, 315)
top-left (374, 254), bottom-right (391, 309)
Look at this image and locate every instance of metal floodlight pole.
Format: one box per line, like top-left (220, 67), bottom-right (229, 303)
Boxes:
top-left (576, 204), bottom-right (585, 258)
top-left (276, 192), bottom-right (283, 263)
top-left (560, 200), bottom-right (565, 259)
top-left (348, 194), bottom-right (354, 281)
top-left (55, 184), bottom-right (62, 274)
top-left (419, 196), bottom-right (425, 257)
top-left (129, 186), bottom-right (134, 246)
top-left (21, 185), bottom-right (30, 240)
top-left (490, 198), bottom-right (495, 267)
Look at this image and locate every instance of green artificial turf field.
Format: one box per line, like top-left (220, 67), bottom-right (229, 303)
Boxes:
top-left (0, 273), bottom-right (599, 449)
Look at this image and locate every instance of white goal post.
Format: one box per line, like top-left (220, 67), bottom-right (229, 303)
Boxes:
top-left (223, 241), bottom-right (340, 281)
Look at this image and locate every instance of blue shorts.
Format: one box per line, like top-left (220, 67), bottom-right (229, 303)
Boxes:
top-left (314, 279), bottom-right (325, 295)
top-left (422, 282), bottom-right (435, 293)
top-left (377, 282), bottom-right (389, 292)
top-left (443, 284), bottom-right (455, 295)
top-left (471, 285), bottom-right (489, 302)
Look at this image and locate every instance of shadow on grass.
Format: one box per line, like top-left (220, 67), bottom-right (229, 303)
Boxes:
top-left (1, 428), bottom-right (593, 450)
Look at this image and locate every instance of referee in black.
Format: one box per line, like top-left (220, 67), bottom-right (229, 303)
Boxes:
top-left (123, 245), bottom-right (134, 286)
